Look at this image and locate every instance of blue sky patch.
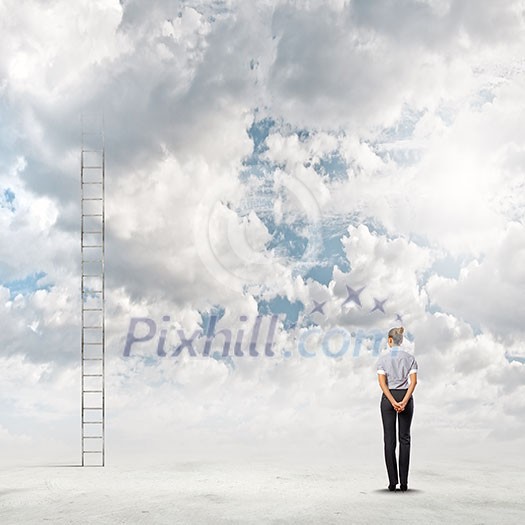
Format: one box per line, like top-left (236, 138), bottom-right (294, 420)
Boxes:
top-left (4, 271), bottom-right (50, 298)
top-left (313, 151), bottom-right (348, 182)
top-left (246, 116), bottom-right (275, 156)
top-left (257, 295), bottom-right (304, 330)
top-left (198, 304), bottom-right (226, 334)
top-left (265, 219), bottom-right (309, 259)
top-left (1, 188), bottom-right (15, 211)
top-left (304, 220), bottom-right (352, 285)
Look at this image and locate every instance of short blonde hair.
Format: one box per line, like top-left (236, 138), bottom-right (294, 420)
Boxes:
top-left (388, 326), bottom-right (404, 346)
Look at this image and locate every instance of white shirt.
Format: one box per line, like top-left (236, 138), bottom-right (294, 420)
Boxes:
top-left (376, 346), bottom-right (418, 389)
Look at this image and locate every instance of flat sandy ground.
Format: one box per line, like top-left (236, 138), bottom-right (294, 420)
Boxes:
top-left (0, 455), bottom-right (523, 524)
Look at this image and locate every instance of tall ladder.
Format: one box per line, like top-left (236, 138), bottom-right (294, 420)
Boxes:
top-left (80, 114), bottom-right (105, 466)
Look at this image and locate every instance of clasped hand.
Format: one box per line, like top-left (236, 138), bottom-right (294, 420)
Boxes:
top-left (392, 401), bottom-right (406, 413)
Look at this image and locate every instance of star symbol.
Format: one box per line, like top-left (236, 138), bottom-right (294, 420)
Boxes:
top-left (342, 285), bottom-right (365, 307)
top-left (370, 297), bottom-right (387, 314)
top-left (395, 313), bottom-right (403, 323)
top-left (310, 300), bottom-right (327, 315)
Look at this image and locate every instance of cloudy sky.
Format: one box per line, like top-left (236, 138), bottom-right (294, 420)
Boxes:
top-left (1, 0), bottom-right (524, 467)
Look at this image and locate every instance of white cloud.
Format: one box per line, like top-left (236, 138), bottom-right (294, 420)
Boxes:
top-left (426, 221), bottom-right (525, 339)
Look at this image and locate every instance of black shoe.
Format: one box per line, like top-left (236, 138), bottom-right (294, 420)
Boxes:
top-left (388, 484), bottom-right (397, 491)
top-left (400, 484), bottom-right (408, 491)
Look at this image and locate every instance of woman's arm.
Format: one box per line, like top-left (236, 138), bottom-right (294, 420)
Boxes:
top-left (399, 372), bottom-right (417, 408)
top-left (378, 374), bottom-right (401, 408)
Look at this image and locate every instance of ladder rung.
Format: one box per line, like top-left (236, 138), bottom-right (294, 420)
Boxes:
top-left (82, 274), bottom-right (103, 278)
top-left (83, 451), bottom-right (103, 454)
top-left (82, 245), bottom-right (103, 248)
top-left (82, 260), bottom-right (104, 263)
top-left (82, 198), bottom-right (103, 201)
top-left (82, 231), bottom-right (103, 234)
top-left (84, 407), bottom-right (103, 410)
top-left (82, 149), bottom-right (103, 153)
top-left (83, 390), bottom-right (103, 393)
top-left (83, 357), bottom-right (103, 360)
top-left (84, 326), bottom-right (103, 329)
top-left (83, 374), bottom-right (103, 377)
top-left (82, 182), bottom-right (103, 185)
top-left (83, 436), bottom-right (103, 439)
top-left (82, 291), bottom-right (102, 294)
top-left (83, 422), bottom-right (103, 424)
top-left (82, 308), bottom-right (103, 311)
top-left (83, 214), bottom-right (103, 217)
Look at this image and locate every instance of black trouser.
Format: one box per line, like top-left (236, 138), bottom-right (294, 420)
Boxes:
top-left (380, 388), bottom-right (414, 486)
